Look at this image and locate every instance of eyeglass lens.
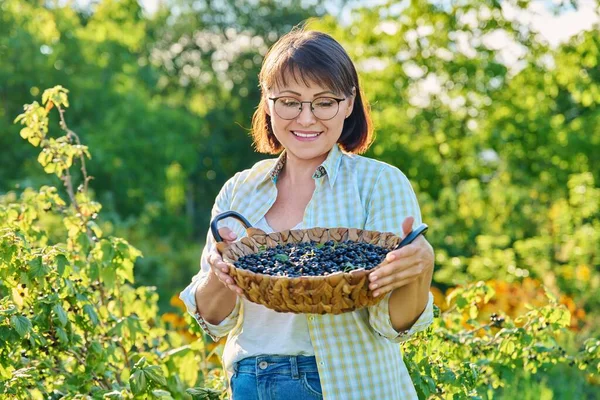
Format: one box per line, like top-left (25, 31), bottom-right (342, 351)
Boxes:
top-left (274, 97), bottom-right (341, 120)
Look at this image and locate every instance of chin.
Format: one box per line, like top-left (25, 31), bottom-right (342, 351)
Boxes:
top-left (287, 145), bottom-right (330, 160)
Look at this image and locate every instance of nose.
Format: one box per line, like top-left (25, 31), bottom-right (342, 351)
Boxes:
top-left (296, 103), bottom-right (317, 126)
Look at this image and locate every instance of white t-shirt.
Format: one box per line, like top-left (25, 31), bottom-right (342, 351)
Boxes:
top-left (221, 216), bottom-right (315, 367)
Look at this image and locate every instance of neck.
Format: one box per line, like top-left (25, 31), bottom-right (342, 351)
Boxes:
top-left (280, 150), bottom-right (329, 186)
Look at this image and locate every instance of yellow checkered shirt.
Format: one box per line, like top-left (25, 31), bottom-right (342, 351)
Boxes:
top-left (180, 143), bottom-right (434, 399)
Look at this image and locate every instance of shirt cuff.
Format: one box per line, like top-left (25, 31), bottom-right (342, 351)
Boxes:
top-left (368, 291), bottom-right (434, 343)
top-left (179, 274), bottom-right (241, 341)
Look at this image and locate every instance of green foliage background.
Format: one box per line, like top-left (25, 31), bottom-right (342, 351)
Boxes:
top-left (1, 0), bottom-right (599, 398)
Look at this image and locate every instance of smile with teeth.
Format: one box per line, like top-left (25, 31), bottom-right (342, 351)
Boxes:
top-left (292, 131), bottom-right (322, 138)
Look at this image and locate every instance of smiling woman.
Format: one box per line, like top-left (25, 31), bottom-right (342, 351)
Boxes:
top-left (252, 30), bottom-right (372, 158)
top-left (180, 27), bottom-right (435, 400)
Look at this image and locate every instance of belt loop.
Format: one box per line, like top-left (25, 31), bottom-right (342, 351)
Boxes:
top-left (290, 356), bottom-right (299, 379)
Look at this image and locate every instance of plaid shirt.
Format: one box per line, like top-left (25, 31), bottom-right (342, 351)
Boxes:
top-left (180, 144), bottom-right (434, 399)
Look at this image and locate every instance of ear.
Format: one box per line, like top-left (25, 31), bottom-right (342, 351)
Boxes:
top-left (263, 97), bottom-right (271, 116)
top-left (345, 86), bottom-right (356, 118)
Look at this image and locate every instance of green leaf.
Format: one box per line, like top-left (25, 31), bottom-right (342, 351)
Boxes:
top-left (53, 304), bottom-right (68, 327)
top-left (500, 339), bottom-right (516, 355)
top-left (89, 340), bottom-right (102, 355)
top-left (144, 365), bottom-right (167, 386)
top-left (103, 391), bottom-right (125, 399)
top-left (455, 296), bottom-right (468, 309)
top-left (186, 387), bottom-right (223, 400)
top-left (83, 304), bottom-right (100, 325)
top-left (0, 305), bottom-right (16, 315)
top-left (87, 221), bottom-right (103, 239)
top-left (56, 326), bottom-right (69, 344)
top-left (273, 253), bottom-right (289, 262)
top-left (133, 356), bottom-right (147, 370)
top-left (151, 389), bottom-right (173, 399)
top-left (343, 261), bottom-right (357, 272)
top-left (100, 265), bottom-right (117, 290)
top-left (469, 305), bottom-right (478, 319)
top-left (130, 369), bottom-right (147, 395)
top-left (126, 315), bottom-right (142, 343)
top-left (28, 256), bottom-right (48, 278)
top-left (11, 315), bottom-right (32, 337)
top-left (56, 254), bottom-right (70, 277)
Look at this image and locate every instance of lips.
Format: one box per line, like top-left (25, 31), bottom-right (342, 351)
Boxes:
top-left (292, 131), bottom-right (322, 138)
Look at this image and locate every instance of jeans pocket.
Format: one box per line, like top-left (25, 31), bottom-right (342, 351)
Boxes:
top-left (301, 372), bottom-right (323, 397)
top-left (231, 373), bottom-right (258, 400)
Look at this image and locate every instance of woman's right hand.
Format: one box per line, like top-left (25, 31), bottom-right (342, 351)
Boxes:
top-left (208, 227), bottom-right (244, 296)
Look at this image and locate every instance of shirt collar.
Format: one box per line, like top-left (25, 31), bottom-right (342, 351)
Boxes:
top-left (264, 143), bottom-right (344, 188)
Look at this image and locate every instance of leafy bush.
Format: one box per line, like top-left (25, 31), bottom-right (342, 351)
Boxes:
top-left (0, 87), bottom-right (226, 399)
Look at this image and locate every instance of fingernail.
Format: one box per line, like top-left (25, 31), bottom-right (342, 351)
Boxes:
top-left (387, 254), bottom-right (395, 261)
top-left (370, 275), bottom-right (378, 281)
top-left (229, 232), bottom-right (237, 239)
top-left (373, 291), bottom-right (379, 297)
top-left (370, 284), bottom-right (378, 289)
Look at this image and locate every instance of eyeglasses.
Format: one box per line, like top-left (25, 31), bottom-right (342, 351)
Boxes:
top-left (268, 96), bottom-right (346, 121)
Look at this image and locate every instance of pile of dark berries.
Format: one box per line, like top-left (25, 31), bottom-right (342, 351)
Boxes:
top-left (233, 240), bottom-right (389, 277)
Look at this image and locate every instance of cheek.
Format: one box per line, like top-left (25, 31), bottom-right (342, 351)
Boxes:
top-left (269, 118), bottom-right (290, 138)
top-left (327, 117), bottom-right (346, 137)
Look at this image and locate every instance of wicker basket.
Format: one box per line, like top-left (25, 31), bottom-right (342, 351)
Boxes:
top-left (211, 211), bottom-right (405, 315)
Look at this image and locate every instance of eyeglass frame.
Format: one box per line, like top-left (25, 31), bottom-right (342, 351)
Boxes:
top-left (267, 96), bottom-right (347, 121)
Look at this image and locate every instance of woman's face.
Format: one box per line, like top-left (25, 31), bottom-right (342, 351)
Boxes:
top-left (266, 73), bottom-right (355, 164)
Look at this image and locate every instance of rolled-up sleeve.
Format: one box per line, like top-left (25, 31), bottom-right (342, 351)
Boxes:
top-left (179, 173), bottom-right (243, 340)
top-left (179, 267), bottom-right (242, 340)
top-left (363, 164), bottom-right (433, 342)
top-left (368, 291), bottom-right (434, 343)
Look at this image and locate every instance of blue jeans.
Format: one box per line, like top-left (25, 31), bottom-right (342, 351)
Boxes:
top-left (231, 355), bottom-right (323, 400)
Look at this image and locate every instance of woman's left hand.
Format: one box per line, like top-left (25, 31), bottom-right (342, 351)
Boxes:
top-left (368, 216), bottom-right (434, 297)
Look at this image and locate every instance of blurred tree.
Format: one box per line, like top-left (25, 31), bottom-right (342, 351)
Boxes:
top-left (308, 0), bottom-right (600, 316)
top-left (0, 0), bottom-right (323, 308)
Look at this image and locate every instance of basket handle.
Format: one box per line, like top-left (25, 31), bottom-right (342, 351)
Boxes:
top-left (210, 211), bottom-right (253, 242)
top-left (393, 223), bottom-right (428, 250)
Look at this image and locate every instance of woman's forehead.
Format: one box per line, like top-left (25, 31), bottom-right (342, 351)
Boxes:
top-left (270, 71), bottom-right (337, 96)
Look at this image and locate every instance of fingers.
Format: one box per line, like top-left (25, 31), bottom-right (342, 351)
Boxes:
top-left (370, 254), bottom-right (421, 285)
top-left (384, 242), bottom-right (419, 262)
top-left (401, 216), bottom-right (415, 236)
top-left (218, 227), bottom-right (237, 242)
top-left (372, 276), bottom-right (419, 297)
top-left (214, 266), bottom-right (244, 295)
top-left (208, 251), bottom-right (243, 295)
top-left (369, 251), bottom-right (427, 296)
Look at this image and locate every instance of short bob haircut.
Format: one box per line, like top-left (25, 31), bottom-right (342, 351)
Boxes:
top-left (251, 28), bottom-right (373, 154)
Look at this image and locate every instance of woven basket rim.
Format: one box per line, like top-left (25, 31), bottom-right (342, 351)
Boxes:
top-left (219, 226), bottom-right (398, 281)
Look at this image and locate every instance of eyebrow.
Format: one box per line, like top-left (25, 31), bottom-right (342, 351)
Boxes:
top-left (277, 90), bottom-right (337, 97)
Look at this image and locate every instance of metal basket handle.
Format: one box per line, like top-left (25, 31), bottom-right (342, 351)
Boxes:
top-left (210, 211), bottom-right (253, 242)
top-left (393, 223), bottom-right (429, 250)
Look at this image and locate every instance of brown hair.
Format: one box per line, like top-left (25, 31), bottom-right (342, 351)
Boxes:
top-left (251, 28), bottom-right (373, 154)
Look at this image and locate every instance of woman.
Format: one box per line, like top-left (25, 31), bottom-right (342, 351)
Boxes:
top-left (180, 28), bottom-right (435, 400)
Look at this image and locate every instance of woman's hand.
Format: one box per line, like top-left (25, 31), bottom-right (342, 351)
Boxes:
top-left (207, 227), bottom-right (244, 296)
top-left (368, 216), bottom-right (434, 297)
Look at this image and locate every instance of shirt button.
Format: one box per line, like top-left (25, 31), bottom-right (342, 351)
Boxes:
top-left (259, 361), bottom-right (268, 370)
top-left (319, 361), bottom-right (325, 366)
top-left (309, 316), bottom-right (315, 321)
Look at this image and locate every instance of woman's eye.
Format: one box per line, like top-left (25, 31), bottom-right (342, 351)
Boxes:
top-left (281, 98), bottom-right (300, 107)
top-left (314, 99), bottom-right (335, 108)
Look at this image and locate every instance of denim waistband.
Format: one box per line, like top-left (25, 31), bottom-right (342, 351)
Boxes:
top-left (233, 355), bottom-right (319, 377)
